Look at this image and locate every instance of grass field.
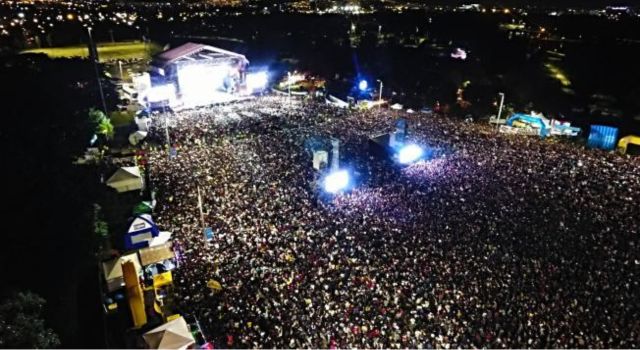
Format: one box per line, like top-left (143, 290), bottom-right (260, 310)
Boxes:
top-left (22, 41), bottom-right (162, 62)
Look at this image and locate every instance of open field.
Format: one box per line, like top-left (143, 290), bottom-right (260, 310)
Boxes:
top-left (22, 41), bottom-right (162, 62)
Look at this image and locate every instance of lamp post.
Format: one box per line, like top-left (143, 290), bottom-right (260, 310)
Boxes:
top-left (376, 79), bottom-right (383, 109)
top-left (197, 185), bottom-right (208, 245)
top-left (287, 71), bottom-right (292, 104)
top-left (87, 27), bottom-right (108, 114)
top-left (118, 60), bottom-right (124, 80)
top-left (163, 103), bottom-right (171, 148)
top-left (496, 92), bottom-right (505, 129)
top-left (197, 185), bottom-right (205, 231)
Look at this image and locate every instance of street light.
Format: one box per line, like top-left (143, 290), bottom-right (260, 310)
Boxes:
top-left (118, 60), bottom-right (124, 80)
top-left (87, 27), bottom-right (108, 114)
top-left (196, 185), bottom-right (208, 245)
top-left (287, 71), bottom-right (292, 104)
top-left (496, 92), bottom-right (505, 129)
top-left (376, 79), bottom-right (383, 109)
top-left (163, 102), bottom-right (171, 149)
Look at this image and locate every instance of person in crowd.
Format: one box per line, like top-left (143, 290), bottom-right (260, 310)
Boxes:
top-left (145, 96), bottom-right (640, 349)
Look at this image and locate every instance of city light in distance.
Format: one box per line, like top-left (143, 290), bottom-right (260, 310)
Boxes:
top-left (359, 80), bottom-right (368, 91)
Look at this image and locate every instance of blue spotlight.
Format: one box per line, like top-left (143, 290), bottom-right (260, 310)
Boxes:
top-left (323, 169), bottom-right (350, 194)
top-left (398, 144), bottom-right (424, 164)
top-left (358, 79), bottom-right (368, 91)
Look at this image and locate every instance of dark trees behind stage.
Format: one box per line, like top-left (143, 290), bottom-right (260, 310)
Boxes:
top-left (0, 54), bottom-right (111, 347)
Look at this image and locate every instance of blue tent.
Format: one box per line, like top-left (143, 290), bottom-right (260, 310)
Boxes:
top-left (587, 125), bottom-right (619, 150)
top-left (124, 214), bottom-right (160, 250)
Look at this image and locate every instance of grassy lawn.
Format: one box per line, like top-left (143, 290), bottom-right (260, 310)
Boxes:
top-left (22, 41), bottom-right (162, 62)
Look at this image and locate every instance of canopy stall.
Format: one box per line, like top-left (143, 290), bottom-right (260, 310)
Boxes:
top-left (106, 166), bottom-right (143, 193)
top-left (133, 201), bottom-right (154, 215)
top-left (101, 253), bottom-right (142, 292)
top-left (128, 131), bottom-right (148, 146)
top-left (125, 214), bottom-right (160, 250)
top-left (139, 242), bottom-right (175, 266)
top-left (143, 316), bottom-right (195, 350)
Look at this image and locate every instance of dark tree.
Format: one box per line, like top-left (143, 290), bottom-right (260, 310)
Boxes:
top-left (0, 291), bottom-right (60, 349)
top-left (0, 54), bottom-right (111, 347)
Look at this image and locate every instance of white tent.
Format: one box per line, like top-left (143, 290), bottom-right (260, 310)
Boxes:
top-left (391, 103), bottom-right (403, 110)
top-left (101, 253), bottom-right (142, 292)
top-left (135, 116), bottom-right (151, 132)
top-left (143, 317), bottom-right (195, 350)
top-left (149, 231), bottom-right (173, 248)
top-left (106, 167), bottom-right (143, 193)
top-left (327, 95), bottom-right (349, 108)
top-left (128, 131), bottom-right (148, 146)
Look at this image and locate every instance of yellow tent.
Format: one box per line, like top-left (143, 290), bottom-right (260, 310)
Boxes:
top-left (618, 135), bottom-right (640, 155)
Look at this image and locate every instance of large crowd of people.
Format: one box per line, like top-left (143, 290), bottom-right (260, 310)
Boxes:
top-left (145, 95), bottom-right (640, 348)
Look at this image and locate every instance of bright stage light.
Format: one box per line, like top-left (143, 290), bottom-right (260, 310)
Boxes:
top-left (147, 84), bottom-right (176, 103)
top-left (246, 71), bottom-right (269, 91)
top-left (323, 170), bottom-right (350, 194)
top-left (178, 65), bottom-right (230, 103)
top-left (358, 80), bottom-right (368, 91)
top-left (398, 144), bottom-right (424, 164)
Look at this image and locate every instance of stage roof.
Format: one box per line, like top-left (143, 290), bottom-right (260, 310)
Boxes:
top-left (153, 42), bottom-right (249, 68)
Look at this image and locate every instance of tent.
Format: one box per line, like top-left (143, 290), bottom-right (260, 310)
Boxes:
top-left (618, 135), bottom-right (640, 155)
top-left (125, 214), bottom-right (160, 250)
top-left (143, 317), bottom-right (195, 350)
top-left (101, 253), bottom-right (142, 292)
top-left (133, 201), bottom-right (154, 215)
top-left (326, 95), bottom-right (349, 108)
top-left (106, 167), bottom-right (143, 193)
top-left (148, 231), bottom-right (173, 248)
top-left (128, 131), bottom-right (148, 146)
top-left (390, 103), bottom-right (403, 110)
top-left (138, 241), bottom-right (175, 266)
top-left (135, 115), bottom-right (151, 132)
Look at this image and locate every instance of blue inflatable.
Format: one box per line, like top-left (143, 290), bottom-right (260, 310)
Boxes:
top-left (506, 114), bottom-right (549, 137)
top-left (587, 125), bottom-right (619, 150)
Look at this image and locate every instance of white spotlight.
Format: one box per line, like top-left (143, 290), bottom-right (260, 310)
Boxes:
top-left (398, 144), bottom-right (424, 164)
top-left (246, 71), bottom-right (269, 91)
top-left (358, 80), bottom-right (368, 91)
top-left (323, 170), bottom-right (350, 194)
